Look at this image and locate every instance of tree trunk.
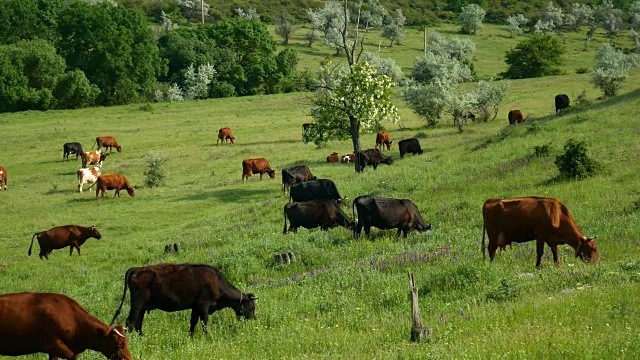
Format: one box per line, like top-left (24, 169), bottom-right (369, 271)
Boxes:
top-left (350, 116), bottom-right (361, 173)
top-left (408, 270), bottom-right (431, 342)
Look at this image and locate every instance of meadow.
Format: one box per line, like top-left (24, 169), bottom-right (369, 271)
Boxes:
top-left (1, 23), bottom-right (640, 359)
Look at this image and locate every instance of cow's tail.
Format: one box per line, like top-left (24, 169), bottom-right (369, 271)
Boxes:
top-left (282, 207), bottom-right (288, 235)
top-left (28, 233), bottom-right (37, 256)
top-left (481, 223), bottom-right (486, 262)
top-left (110, 268), bottom-right (132, 326)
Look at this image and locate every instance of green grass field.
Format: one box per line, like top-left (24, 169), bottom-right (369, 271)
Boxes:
top-left (1, 23), bottom-right (640, 359)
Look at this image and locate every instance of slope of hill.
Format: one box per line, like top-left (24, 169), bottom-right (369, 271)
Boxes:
top-left (0, 64), bottom-right (639, 358)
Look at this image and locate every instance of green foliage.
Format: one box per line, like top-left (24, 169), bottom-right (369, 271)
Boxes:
top-left (0, 0), bottom-right (63, 45)
top-left (459, 3), bottom-right (486, 35)
top-left (143, 152), bottom-right (167, 188)
top-left (502, 34), bottom-right (565, 79)
top-left (402, 80), bottom-right (448, 127)
top-left (591, 43), bottom-right (634, 97)
top-left (486, 279), bottom-right (520, 302)
top-left (526, 121), bottom-right (548, 135)
top-left (533, 143), bottom-right (551, 157)
top-left (275, 10), bottom-right (294, 45)
top-left (471, 78), bottom-right (509, 122)
top-left (554, 138), bottom-right (601, 179)
top-left (57, 2), bottom-right (166, 105)
top-left (381, 8), bottom-right (406, 46)
top-left (53, 70), bottom-right (100, 109)
top-left (506, 13), bottom-right (528, 37)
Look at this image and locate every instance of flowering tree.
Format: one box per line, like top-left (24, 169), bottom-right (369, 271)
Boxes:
top-left (506, 14), bottom-right (528, 37)
top-left (565, 3), bottom-right (593, 31)
top-left (459, 4), bottom-right (486, 35)
top-left (382, 9), bottom-right (406, 46)
top-left (306, 61), bottom-right (398, 172)
top-left (534, 1), bottom-right (564, 33)
top-left (631, 1), bottom-right (640, 31)
top-left (591, 44), bottom-right (636, 96)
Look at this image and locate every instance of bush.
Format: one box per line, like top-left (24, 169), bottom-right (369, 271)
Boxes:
top-left (554, 139), bottom-right (600, 179)
top-left (575, 67), bottom-right (589, 74)
top-left (526, 121), bottom-right (547, 134)
top-left (53, 70), bottom-right (99, 109)
top-left (143, 152), bottom-right (167, 188)
top-left (502, 34), bottom-right (564, 79)
top-left (533, 144), bottom-right (551, 157)
top-left (575, 90), bottom-right (592, 106)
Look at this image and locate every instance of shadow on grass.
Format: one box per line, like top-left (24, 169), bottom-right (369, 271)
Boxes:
top-left (181, 187), bottom-right (276, 202)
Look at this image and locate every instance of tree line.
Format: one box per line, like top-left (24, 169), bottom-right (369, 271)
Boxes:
top-left (0, 0), bottom-right (298, 113)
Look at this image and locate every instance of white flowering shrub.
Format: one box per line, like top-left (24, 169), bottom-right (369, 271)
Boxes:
top-left (472, 79), bottom-right (510, 122)
top-left (540, 1), bottom-right (564, 31)
top-left (506, 14), bottom-right (528, 37)
top-left (565, 3), bottom-right (594, 31)
top-left (631, 1), bottom-right (640, 30)
top-left (182, 64), bottom-right (215, 100)
top-left (591, 44), bottom-right (631, 96)
top-left (176, 0), bottom-right (209, 22)
top-left (412, 52), bottom-right (473, 85)
top-left (403, 79), bottom-right (450, 127)
top-left (361, 52), bottom-right (404, 83)
top-left (459, 4), bottom-right (486, 35)
top-left (235, 7), bottom-right (260, 21)
top-left (382, 9), bottom-right (406, 46)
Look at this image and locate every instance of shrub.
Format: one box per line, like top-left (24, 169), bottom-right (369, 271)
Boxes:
top-left (526, 121), bottom-right (547, 134)
top-left (144, 152), bottom-right (167, 188)
top-left (575, 90), bottom-right (592, 106)
top-left (502, 34), bottom-right (564, 79)
top-left (554, 139), bottom-right (600, 179)
top-left (533, 144), bottom-right (551, 157)
top-left (576, 67), bottom-right (589, 74)
top-left (53, 70), bottom-right (100, 109)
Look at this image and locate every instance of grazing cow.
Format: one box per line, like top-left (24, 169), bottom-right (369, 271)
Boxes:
top-left (283, 200), bottom-right (354, 234)
top-left (341, 154), bottom-right (355, 163)
top-left (217, 127), bottom-right (235, 145)
top-left (357, 148), bottom-right (393, 172)
top-left (555, 94), bottom-right (570, 113)
top-left (94, 136), bottom-right (122, 153)
top-left (0, 292), bottom-right (131, 360)
top-left (95, 174), bottom-right (135, 199)
top-left (326, 152), bottom-right (339, 163)
top-left (482, 196), bottom-right (599, 268)
top-left (508, 110), bottom-right (526, 125)
top-left (0, 166), bottom-right (6, 191)
top-left (464, 112), bottom-right (476, 122)
top-left (398, 138), bottom-right (424, 158)
top-left (375, 131), bottom-right (393, 151)
top-left (109, 263), bottom-right (257, 336)
top-left (289, 179), bottom-right (346, 205)
top-left (29, 225), bottom-right (102, 260)
top-left (81, 150), bottom-right (109, 168)
top-left (242, 158), bottom-right (275, 183)
top-left (353, 196), bottom-right (432, 238)
top-left (281, 165), bottom-right (316, 195)
top-left (63, 142), bottom-right (83, 161)
top-left (77, 167), bottom-right (101, 193)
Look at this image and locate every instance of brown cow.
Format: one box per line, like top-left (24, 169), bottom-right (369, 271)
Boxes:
top-left (375, 131), bottom-right (393, 151)
top-left (0, 292), bottom-right (131, 360)
top-left (241, 158), bottom-right (275, 183)
top-left (94, 136), bottom-right (122, 153)
top-left (326, 152), bottom-right (339, 163)
top-left (29, 225), bottom-right (102, 259)
top-left (341, 154), bottom-right (355, 163)
top-left (109, 263), bottom-right (257, 336)
top-left (0, 166), bottom-right (7, 191)
top-left (217, 127), bottom-right (235, 144)
top-left (508, 110), bottom-right (526, 125)
top-left (96, 174), bottom-right (135, 199)
top-left (482, 197), bottom-right (599, 268)
top-left (81, 150), bottom-right (109, 168)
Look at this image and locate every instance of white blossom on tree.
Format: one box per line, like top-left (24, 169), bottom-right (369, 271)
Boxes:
top-left (630, 1), bottom-right (640, 30)
top-left (591, 44), bottom-right (633, 96)
top-left (565, 3), bottom-right (594, 31)
top-left (506, 14), bottom-right (528, 37)
top-left (459, 4), bottom-right (486, 35)
top-left (381, 9), bottom-right (406, 46)
top-left (182, 63), bottom-right (216, 100)
top-left (176, 0), bottom-right (209, 22)
top-left (594, 1), bottom-right (623, 37)
top-left (161, 11), bottom-right (177, 32)
top-left (361, 0), bottom-right (387, 31)
top-left (534, 1), bottom-right (564, 33)
top-left (361, 52), bottom-right (404, 84)
top-left (471, 78), bottom-right (510, 121)
top-left (235, 7), bottom-right (261, 21)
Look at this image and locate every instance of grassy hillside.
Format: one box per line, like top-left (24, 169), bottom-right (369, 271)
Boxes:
top-left (1, 47), bottom-right (640, 360)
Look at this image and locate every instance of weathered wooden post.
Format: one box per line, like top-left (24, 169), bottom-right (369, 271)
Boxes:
top-left (408, 270), bottom-right (431, 342)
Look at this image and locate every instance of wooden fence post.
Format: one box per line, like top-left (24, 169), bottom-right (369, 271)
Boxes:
top-left (408, 270), bottom-right (431, 342)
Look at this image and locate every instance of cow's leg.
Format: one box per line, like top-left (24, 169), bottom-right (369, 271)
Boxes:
top-left (47, 339), bottom-right (76, 360)
top-left (535, 239), bottom-right (545, 268)
top-left (259, 172), bottom-right (264, 180)
top-left (189, 309), bottom-right (200, 336)
top-left (364, 225), bottom-right (371, 237)
top-left (198, 303), bottom-right (210, 334)
top-left (355, 221), bottom-right (363, 238)
top-left (551, 245), bottom-right (559, 264)
top-left (70, 246), bottom-right (74, 256)
top-left (114, 188), bottom-right (120, 197)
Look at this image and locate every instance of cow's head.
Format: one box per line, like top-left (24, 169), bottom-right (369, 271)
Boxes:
top-left (575, 237), bottom-right (599, 262)
top-left (237, 293), bottom-right (257, 320)
top-left (267, 169), bottom-right (276, 179)
top-left (116, 146), bottom-right (123, 153)
top-left (100, 326), bottom-right (132, 360)
top-left (382, 156), bottom-right (393, 165)
top-left (416, 223), bottom-right (432, 232)
top-left (89, 225), bottom-right (102, 240)
top-left (230, 136), bottom-right (235, 144)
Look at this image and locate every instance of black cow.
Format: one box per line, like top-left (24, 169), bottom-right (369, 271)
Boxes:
top-left (63, 142), bottom-right (83, 161)
top-left (357, 148), bottom-right (392, 171)
top-left (110, 263), bottom-right (257, 336)
top-left (398, 138), bottom-right (424, 158)
top-left (283, 200), bottom-right (354, 234)
top-left (289, 179), bottom-right (346, 205)
top-left (281, 165), bottom-right (316, 195)
top-left (352, 196), bottom-right (432, 238)
top-left (555, 94), bottom-right (570, 113)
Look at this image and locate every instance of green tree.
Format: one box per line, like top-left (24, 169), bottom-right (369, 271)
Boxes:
top-left (459, 4), bottom-right (486, 34)
top-left (502, 34), bottom-right (564, 79)
top-left (381, 8), bottom-right (406, 46)
top-left (590, 44), bottom-right (636, 97)
top-left (53, 70), bottom-right (100, 109)
top-left (0, 0), bottom-right (63, 45)
top-left (275, 10), bottom-right (294, 45)
top-left (506, 14), bottom-right (528, 37)
top-left (57, 2), bottom-right (166, 105)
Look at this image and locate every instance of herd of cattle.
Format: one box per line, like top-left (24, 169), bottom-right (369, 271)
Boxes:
top-left (1, 93), bottom-right (603, 359)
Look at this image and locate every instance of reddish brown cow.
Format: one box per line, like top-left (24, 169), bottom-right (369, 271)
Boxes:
top-left (96, 174), bottom-right (135, 199)
top-left (482, 197), bottom-right (599, 268)
top-left (0, 166), bottom-right (7, 191)
top-left (217, 127), bottom-right (235, 144)
top-left (508, 110), bottom-right (526, 125)
top-left (341, 154), bottom-right (355, 163)
top-left (375, 131), bottom-right (393, 151)
top-left (326, 152), bottom-right (339, 163)
top-left (94, 136), bottom-right (122, 153)
top-left (29, 225), bottom-right (102, 260)
top-left (0, 292), bottom-right (131, 360)
top-left (81, 150), bottom-right (109, 168)
top-left (242, 158), bottom-right (275, 183)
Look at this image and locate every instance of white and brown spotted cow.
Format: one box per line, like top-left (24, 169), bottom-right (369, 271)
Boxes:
top-left (77, 167), bottom-right (101, 193)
